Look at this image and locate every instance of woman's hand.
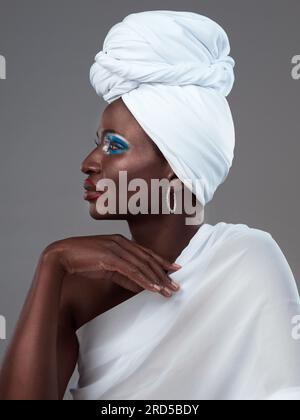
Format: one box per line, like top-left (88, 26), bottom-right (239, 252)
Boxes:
top-left (44, 234), bottom-right (181, 297)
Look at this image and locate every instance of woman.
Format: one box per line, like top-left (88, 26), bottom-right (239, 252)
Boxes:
top-left (0, 10), bottom-right (300, 401)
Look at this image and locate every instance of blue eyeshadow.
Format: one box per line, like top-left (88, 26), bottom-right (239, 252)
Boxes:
top-left (105, 133), bottom-right (129, 154)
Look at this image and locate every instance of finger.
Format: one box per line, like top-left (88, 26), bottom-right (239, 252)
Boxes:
top-left (145, 257), bottom-right (180, 292)
top-left (129, 244), bottom-right (180, 292)
top-left (109, 272), bottom-right (144, 293)
top-left (111, 237), bottom-right (180, 292)
top-left (113, 235), bottom-right (182, 275)
top-left (120, 243), bottom-right (180, 292)
top-left (132, 240), bottom-right (182, 271)
top-left (111, 243), bottom-right (174, 297)
top-left (104, 253), bottom-right (164, 295)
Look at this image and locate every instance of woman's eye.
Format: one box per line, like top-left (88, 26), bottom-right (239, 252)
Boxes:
top-left (106, 142), bottom-right (126, 154)
top-left (106, 135), bottom-right (129, 154)
top-left (110, 143), bottom-right (122, 151)
top-left (94, 133), bottom-right (129, 154)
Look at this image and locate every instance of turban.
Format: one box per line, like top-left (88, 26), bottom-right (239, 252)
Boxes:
top-left (90, 10), bottom-right (236, 206)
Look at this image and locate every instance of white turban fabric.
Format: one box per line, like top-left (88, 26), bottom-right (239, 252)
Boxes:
top-left (90, 10), bottom-right (236, 206)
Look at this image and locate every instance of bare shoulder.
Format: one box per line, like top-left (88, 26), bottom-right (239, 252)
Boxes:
top-left (59, 272), bottom-right (137, 331)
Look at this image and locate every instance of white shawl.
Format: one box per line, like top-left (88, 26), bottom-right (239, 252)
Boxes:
top-left (70, 222), bottom-right (300, 400)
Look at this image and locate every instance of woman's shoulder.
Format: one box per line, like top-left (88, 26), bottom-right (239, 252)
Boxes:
top-left (223, 223), bottom-right (285, 259)
top-left (216, 222), bottom-right (288, 269)
top-left (60, 272), bottom-right (139, 332)
top-left (211, 221), bottom-right (284, 254)
top-left (215, 222), bottom-right (299, 301)
top-left (212, 221), bottom-right (272, 241)
top-left (207, 221), bottom-right (277, 255)
top-left (59, 272), bottom-right (116, 332)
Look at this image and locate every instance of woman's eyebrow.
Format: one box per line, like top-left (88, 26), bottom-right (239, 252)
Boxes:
top-left (97, 129), bottom-right (117, 139)
top-left (97, 130), bottom-right (130, 145)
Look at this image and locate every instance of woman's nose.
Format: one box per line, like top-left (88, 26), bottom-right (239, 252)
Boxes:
top-left (80, 151), bottom-right (102, 175)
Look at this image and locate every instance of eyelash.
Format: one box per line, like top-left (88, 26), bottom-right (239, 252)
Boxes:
top-left (94, 135), bottom-right (127, 154)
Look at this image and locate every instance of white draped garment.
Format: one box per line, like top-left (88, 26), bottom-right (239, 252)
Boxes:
top-left (70, 222), bottom-right (300, 400)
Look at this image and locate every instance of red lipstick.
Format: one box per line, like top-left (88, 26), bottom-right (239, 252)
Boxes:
top-left (84, 178), bottom-right (97, 191)
top-left (83, 178), bottom-right (103, 202)
top-left (84, 191), bottom-right (102, 202)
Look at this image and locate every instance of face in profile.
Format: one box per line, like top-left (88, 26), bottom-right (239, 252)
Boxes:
top-left (81, 97), bottom-right (177, 221)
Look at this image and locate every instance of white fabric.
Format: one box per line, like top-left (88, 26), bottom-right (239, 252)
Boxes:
top-left (70, 222), bottom-right (300, 400)
top-left (89, 10), bottom-right (236, 206)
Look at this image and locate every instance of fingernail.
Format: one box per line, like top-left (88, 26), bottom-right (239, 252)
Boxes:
top-left (164, 287), bottom-right (172, 296)
top-left (172, 263), bottom-right (182, 269)
top-left (153, 284), bottom-right (161, 292)
top-left (170, 280), bottom-right (180, 290)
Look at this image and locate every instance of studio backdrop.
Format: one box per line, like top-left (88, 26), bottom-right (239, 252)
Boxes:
top-left (0, 0), bottom-right (299, 399)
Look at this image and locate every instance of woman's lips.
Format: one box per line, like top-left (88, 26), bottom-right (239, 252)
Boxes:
top-left (83, 178), bottom-right (102, 201)
top-left (84, 191), bottom-right (102, 202)
top-left (84, 178), bottom-right (97, 190)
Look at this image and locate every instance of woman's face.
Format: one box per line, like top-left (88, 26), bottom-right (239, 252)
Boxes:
top-left (81, 98), bottom-right (175, 220)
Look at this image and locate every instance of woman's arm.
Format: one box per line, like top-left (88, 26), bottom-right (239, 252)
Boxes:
top-left (57, 291), bottom-right (79, 400)
top-left (0, 234), bottom-right (181, 400)
top-left (0, 250), bottom-right (77, 400)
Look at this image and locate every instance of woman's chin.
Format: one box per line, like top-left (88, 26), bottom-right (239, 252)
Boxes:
top-left (89, 207), bottom-right (109, 220)
top-left (88, 205), bottom-right (125, 220)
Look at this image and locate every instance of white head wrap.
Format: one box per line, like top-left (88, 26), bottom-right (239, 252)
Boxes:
top-left (90, 10), bottom-right (236, 206)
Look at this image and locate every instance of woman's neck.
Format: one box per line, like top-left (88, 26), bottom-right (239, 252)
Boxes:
top-left (127, 211), bottom-right (205, 263)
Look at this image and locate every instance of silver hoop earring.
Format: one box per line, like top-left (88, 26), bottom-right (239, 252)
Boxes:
top-left (166, 185), bottom-right (176, 214)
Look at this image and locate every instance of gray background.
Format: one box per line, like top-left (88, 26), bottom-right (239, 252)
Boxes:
top-left (0, 0), bottom-right (299, 396)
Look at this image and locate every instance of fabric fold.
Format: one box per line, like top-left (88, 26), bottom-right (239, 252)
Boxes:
top-left (89, 10), bottom-right (236, 206)
top-left (71, 223), bottom-right (300, 400)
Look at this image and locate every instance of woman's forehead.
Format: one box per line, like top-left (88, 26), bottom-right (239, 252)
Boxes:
top-left (100, 99), bottom-right (135, 130)
top-left (99, 99), bottom-right (151, 145)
